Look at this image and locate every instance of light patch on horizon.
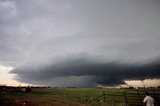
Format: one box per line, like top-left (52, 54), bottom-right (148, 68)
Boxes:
top-left (0, 65), bottom-right (32, 86)
top-left (125, 79), bottom-right (160, 88)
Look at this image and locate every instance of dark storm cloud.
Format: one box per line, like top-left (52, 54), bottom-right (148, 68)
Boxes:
top-left (11, 55), bottom-right (160, 87)
top-left (1, 0), bottom-right (160, 87)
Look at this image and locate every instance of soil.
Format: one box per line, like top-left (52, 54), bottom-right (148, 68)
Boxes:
top-left (0, 92), bottom-right (87, 106)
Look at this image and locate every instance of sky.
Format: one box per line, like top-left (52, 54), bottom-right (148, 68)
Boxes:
top-left (0, 0), bottom-right (160, 87)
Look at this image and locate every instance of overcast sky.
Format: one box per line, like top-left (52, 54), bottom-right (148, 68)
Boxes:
top-left (0, 0), bottom-right (160, 87)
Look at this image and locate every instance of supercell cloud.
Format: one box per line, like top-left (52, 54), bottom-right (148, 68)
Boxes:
top-left (0, 0), bottom-right (160, 87)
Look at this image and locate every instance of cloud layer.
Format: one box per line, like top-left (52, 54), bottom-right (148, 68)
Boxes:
top-left (11, 55), bottom-right (160, 87)
top-left (0, 0), bottom-right (160, 87)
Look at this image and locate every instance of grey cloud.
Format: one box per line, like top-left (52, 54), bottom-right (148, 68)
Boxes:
top-left (11, 55), bottom-right (160, 87)
top-left (0, 0), bottom-right (160, 87)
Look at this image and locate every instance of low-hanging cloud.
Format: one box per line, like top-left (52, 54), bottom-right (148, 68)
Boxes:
top-left (11, 55), bottom-right (160, 87)
top-left (1, 0), bottom-right (160, 87)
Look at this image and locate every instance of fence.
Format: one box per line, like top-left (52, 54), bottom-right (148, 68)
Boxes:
top-left (91, 89), bottom-right (160, 106)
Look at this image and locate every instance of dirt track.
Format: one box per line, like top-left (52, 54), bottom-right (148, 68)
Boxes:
top-left (0, 92), bottom-right (86, 106)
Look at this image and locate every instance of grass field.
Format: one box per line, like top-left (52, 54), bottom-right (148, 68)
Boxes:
top-left (0, 87), bottom-right (159, 106)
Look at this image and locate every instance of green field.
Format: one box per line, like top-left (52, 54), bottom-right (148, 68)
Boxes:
top-left (0, 87), bottom-right (159, 106)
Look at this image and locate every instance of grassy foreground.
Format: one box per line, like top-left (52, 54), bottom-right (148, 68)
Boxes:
top-left (0, 87), bottom-right (125, 106)
top-left (1, 87), bottom-right (159, 106)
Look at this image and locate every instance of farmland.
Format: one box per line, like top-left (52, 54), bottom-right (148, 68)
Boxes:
top-left (0, 87), bottom-right (160, 106)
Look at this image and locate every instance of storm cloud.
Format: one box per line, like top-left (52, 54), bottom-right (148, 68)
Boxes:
top-left (11, 55), bottom-right (160, 87)
top-left (0, 0), bottom-right (160, 87)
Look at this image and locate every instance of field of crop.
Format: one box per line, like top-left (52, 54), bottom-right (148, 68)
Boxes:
top-left (0, 87), bottom-right (159, 106)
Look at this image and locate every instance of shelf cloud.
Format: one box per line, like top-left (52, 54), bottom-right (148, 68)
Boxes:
top-left (0, 0), bottom-right (160, 87)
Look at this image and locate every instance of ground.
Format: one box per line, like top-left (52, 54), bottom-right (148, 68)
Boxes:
top-left (0, 87), bottom-right (159, 106)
